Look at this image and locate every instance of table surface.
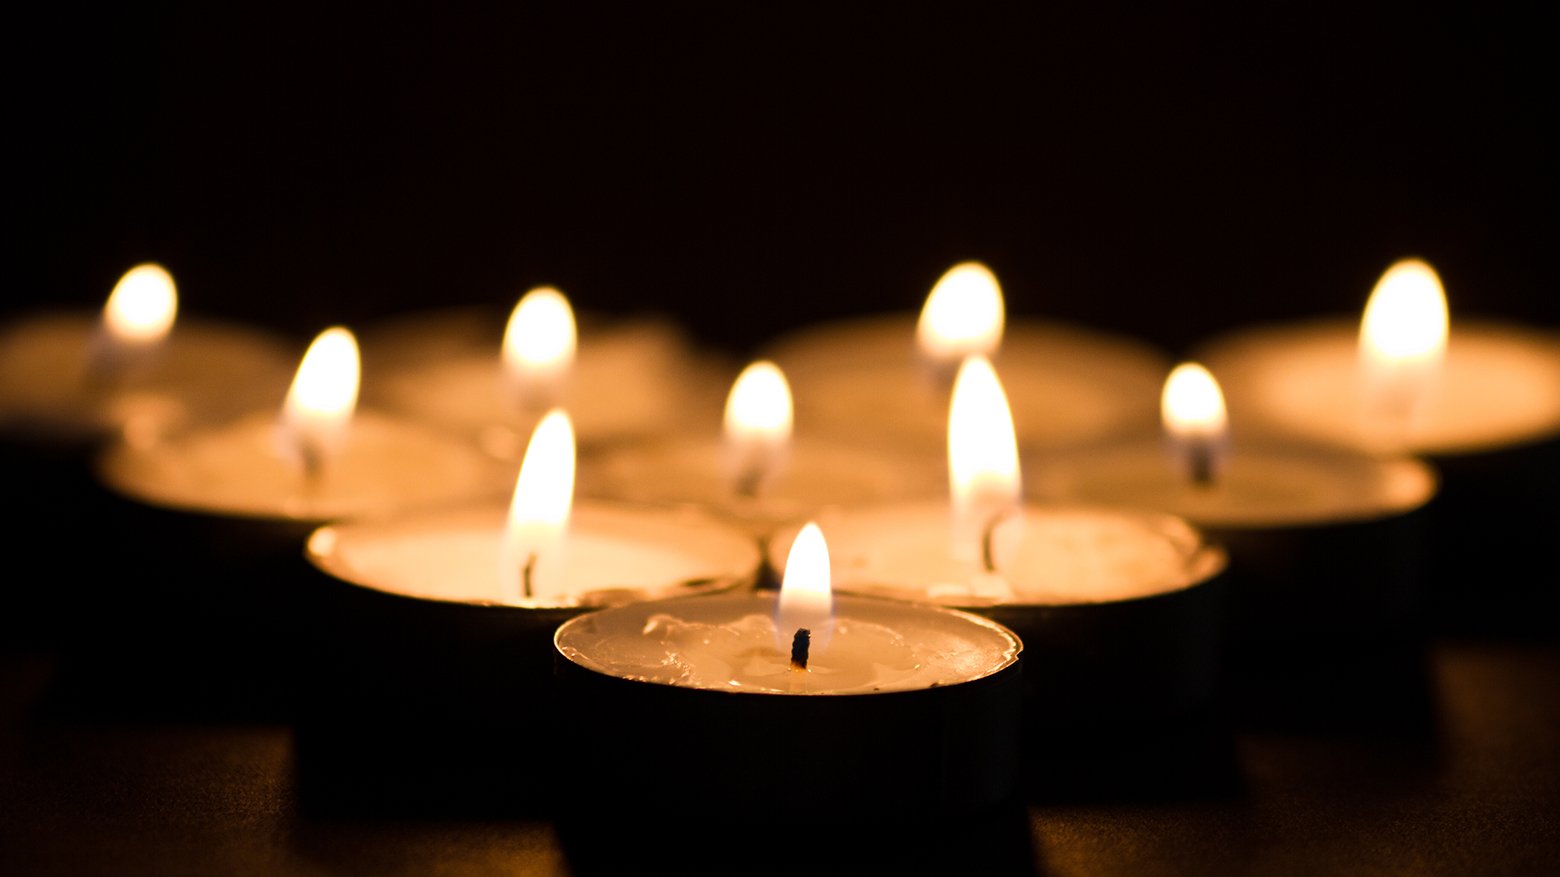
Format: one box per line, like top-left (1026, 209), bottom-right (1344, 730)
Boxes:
top-left (2, 635), bottom-right (1557, 877)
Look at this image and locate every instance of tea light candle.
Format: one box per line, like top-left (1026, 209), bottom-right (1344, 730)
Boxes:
top-left (1197, 258), bottom-right (1560, 633)
top-left (770, 357), bottom-right (1228, 732)
top-left (359, 288), bottom-right (730, 459)
top-left (294, 409), bottom-right (758, 811)
top-left (1026, 363), bottom-right (1438, 662)
top-left (762, 261), bottom-right (1170, 453)
top-left (585, 360), bottom-right (942, 546)
top-left (98, 327), bottom-right (507, 525)
top-left (553, 522), bottom-right (1023, 824)
top-left (0, 264), bottom-right (295, 445)
top-left (0, 264), bottom-right (295, 649)
top-left (78, 327), bottom-right (507, 720)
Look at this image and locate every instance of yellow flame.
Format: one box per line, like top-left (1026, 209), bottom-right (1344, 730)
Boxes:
top-left (280, 327), bottom-right (360, 475)
top-left (723, 360), bottom-right (793, 496)
top-left (102, 263), bottom-right (177, 347)
top-left (1162, 362), bottom-right (1227, 440)
top-left (778, 521), bottom-right (833, 652)
top-left (948, 356), bottom-right (1021, 561)
top-left (502, 286), bottom-right (577, 411)
top-left (1161, 362), bottom-right (1228, 485)
top-left (1358, 258), bottom-right (1449, 440)
top-left (1360, 259), bottom-right (1449, 364)
top-left (502, 409), bottom-right (576, 601)
top-left (916, 262), bottom-right (1004, 366)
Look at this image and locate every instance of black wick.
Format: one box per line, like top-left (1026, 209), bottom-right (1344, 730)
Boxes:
top-left (790, 628), bottom-right (811, 671)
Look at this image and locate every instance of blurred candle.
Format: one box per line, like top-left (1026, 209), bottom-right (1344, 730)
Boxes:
top-left (359, 289), bottom-right (730, 460)
top-left (87, 326), bottom-right (508, 718)
top-left (762, 261), bottom-right (1169, 455)
top-left (1028, 362), bottom-right (1438, 710)
top-left (1198, 257), bottom-right (1560, 635)
top-left (0, 263), bottom-right (295, 649)
top-left (0, 263), bottom-right (295, 445)
top-left (584, 360), bottom-right (941, 542)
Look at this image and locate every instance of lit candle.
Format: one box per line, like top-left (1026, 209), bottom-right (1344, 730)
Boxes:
top-left (83, 327), bottom-right (507, 719)
top-left (359, 288), bottom-right (730, 460)
top-left (763, 261), bottom-right (1170, 454)
top-left (769, 356), bottom-right (1228, 732)
top-left (1197, 257), bottom-right (1560, 634)
top-left (99, 326), bottom-right (507, 523)
top-left (0, 263), bottom-right (295, 445)
top-left (296, 410), bottom-right (758, 808)
top-left (0, 264), bottom-right (295, 649)
top-left (1026, 362), bottom-right (1438, 705)
top-left (552, 521), bottom-right (1023, 823)
top-left (584, 360), bottom-right (942, 542)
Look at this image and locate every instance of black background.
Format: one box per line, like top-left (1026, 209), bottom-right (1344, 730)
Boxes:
top-left (13, 1), bottom-right (1557, 357)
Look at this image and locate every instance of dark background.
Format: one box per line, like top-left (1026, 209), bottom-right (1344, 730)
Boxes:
top-left (12, 1), bottom-right (1557, 358)
top-left (5, 6), bottom-right (1559, 875)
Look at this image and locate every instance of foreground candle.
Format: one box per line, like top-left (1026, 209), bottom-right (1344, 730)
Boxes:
top-left (295, 410), bottom-right (758, 811)
top-left (359, 290), bottom-right (730, 459)
top-left (762, 261), bottom-right (1169, 453)
top-left (772, 357), bottom-right (1228, 732)
top-left (553, 522), bottom-right (1023, 824)
top-left (1197, 258), bottom-right (1559, 634)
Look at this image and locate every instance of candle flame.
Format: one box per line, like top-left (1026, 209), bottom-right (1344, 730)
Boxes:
top-left (1161, 362), bottom-right (1228, 485)
top-left (948, 355), bottom-right (1022, 563)
top-left (1358, 258), bottom-right (1449, 442)
top-left (723, 360), bottom-right (793, 498)
top-left (777, 521), bottom-right (833, 653)
top-left (280, 327), bottom-right (360, 477)
top-left (916, 262), bottom-right (1004, 367)
top-left (102, 264), bottom-right (178, 347)
top-left (502, 286), bottom-right (577, 412)
top-left (501, 409), bottom-right (576, 602)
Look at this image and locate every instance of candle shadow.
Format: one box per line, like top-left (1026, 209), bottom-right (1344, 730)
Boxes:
top-left (1019, 705), bottom-right (1246, 805)
top-left (290, 725), bottom-right (563, 820)
top-left (556, 799), bottom-right (1042, 877)
top-left (1225, 635), bottom-right (1439, 738)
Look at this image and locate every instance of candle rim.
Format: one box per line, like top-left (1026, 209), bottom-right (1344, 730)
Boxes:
top-left (767, 500), bottom-right (1229, 609)
top-left (307, 500), bottom-right (759, 609)
top-left (554, 591), bottom-right (1023, 696)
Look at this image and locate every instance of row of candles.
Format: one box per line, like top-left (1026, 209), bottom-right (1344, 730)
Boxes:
top-left (1, 258), bottom-right (1556, 818)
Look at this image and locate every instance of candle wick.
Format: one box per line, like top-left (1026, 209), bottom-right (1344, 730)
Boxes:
top-left (980, 509), bottom-right (1015, 573)
top-left (1188, 439), bottom-right (1216, 488)
top-left (298, 443), bottom-right (324, 491)
top-left (790, 628), bottom-right (811, 671)
top-left (753, 534), bottom-right (780, 591)
top-left (733, 465), bottom-right (763, 500)
top-left (522, 552), bottom-right (538, 599)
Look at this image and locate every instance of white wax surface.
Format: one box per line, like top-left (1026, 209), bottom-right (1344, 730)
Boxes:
top-left (783, 502), bottom-right (1224, 606)
top-left (359, 306), bottom-right (732, 453)
top-left (309, 503), bottom-right (758, 607)
top-left (1026, 441), bottom-right (1437, 528)
top-left (1198, 319), bottom-right (1560, 455)
top-left (98, 410), bottom-right (509, 521)
top-left (555, 593), bottom-right (1021, 695)
top-left (583, 436), bottom-right (943, 528)
top-left (0, 312), bottom-right (295, 442)
top-left (762, 315), bottom-right (1170, 451)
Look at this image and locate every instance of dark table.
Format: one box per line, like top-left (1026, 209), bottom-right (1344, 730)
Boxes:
top-left (3, 636), bottom-right (1557, 877)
